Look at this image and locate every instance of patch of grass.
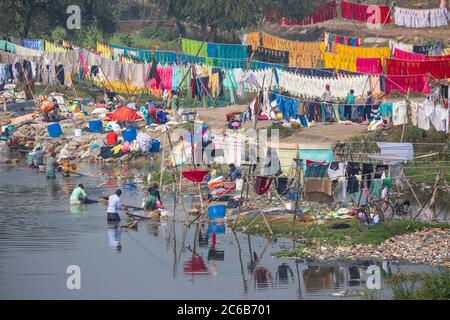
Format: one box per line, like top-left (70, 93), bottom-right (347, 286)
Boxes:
top-left (237, 217), bottom-right (450, 249)
top-left (373, 270), bottom-right (450, 300)
top-left (110, 33), bottom-right (179, 51)
top-left (266, 122), bottom-right (296, 138)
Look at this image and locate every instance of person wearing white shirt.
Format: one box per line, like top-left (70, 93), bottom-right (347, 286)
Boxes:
top-left (107, 189), bottom-right (123, 222)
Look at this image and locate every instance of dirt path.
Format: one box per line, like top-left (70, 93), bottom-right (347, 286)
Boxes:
top-left (196, 105), bottom-right (367, 147)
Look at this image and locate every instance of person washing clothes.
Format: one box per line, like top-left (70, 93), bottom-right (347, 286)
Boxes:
top-left (45, 152), bottom-right (58, 179)
top-left (143, 183), bottom-right (164, 212)
top-left (70, 184), bottom-right (88, 204)
top-left (107, 189), bottom-right (124, 222)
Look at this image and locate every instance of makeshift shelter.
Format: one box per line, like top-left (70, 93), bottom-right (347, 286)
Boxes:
top-left (368, 142), bottom-right (414, 165)
top-left (106, 106), bottom-right (142, 121)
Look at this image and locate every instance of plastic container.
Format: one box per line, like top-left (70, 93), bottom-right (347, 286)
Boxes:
top-left (285, 202), bottom-right (293, 211)
top-left (122, 128), bottom-right (137, 142)
top-left (208, 205), bottom-right (226, 219)
top-left (47, 122), bottom-right (62, 138)
top-left (88, 120), bottom-right (103, 133)
top-left (235, 179), bottom-right (244, 191)
top-left (208, 222), bottom-right (225, 234)
top-left (74, 129), bottom-right (82, 137)
top-left (150, 139), bottom-right (160, 152)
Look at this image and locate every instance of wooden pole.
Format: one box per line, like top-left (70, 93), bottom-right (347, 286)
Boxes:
top-left (159, 130), bottom-right (167, 189)
top-left (232, 167), bottom-right (248, 230)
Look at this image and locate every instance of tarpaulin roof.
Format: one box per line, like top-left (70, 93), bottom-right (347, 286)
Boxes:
top-left (106, 106), bottom-right (142, 121)
top-left (374, 142), bottom-right (414, 164)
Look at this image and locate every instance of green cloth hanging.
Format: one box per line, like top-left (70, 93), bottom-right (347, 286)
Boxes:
top-left (181, 38), bottom-right (208, 58)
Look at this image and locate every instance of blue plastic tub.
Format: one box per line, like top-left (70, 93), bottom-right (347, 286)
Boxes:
top-left (122, 128), bottom-right (137, 142)
top-left (208, 205), bottom-right (226, 219)
top-left (208, 222), bottom-right (225, 234)
top-left (47, 122), bottom-right (62, 138)
top-left (150, 139), bottom-right (160, 152)
top-left (88, 120), bottom-right (103, 133)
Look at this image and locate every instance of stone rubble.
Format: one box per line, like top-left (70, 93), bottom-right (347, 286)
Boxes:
top-left (304, 228), bottom-right (450, 268)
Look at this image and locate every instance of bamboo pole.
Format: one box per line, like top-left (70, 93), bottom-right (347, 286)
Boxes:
top-left (159, 130), bottom-right (167, 188)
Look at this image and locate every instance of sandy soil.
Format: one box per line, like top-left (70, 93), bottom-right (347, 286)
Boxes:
top-left (196, 105), bottom-right (367, 147)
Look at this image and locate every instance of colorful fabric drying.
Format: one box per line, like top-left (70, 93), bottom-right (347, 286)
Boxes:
top-left (393, 48), bottom-right (450, 61)
top-left (181, 38), bottom-right (208, 58)
top-left (334, 44), bottom-right (390, 59)
top-left (384, 75), bottom-right (430, 95)
top-left (356, 58), bottom-right (383, 74)
top-left (324, 52), bottom-right (357, 72)
top-left (394, 6), bottom-right (448, 28)
top-left (182, 170), bottom-right (209, 183)
top-left (325, 32), bottom-right (360, 48)
top-left (386, 58), bottom-right (450, 80)
top-left (265, 1), bottom-right (336, 26)
top-left (244, 32), bottom-right (261, 49)
top-left (340, 0), bottom-right (391, 24)
top-left (253, 176), bottom-right (273, 195)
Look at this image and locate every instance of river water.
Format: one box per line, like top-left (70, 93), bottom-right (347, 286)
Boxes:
top-left (0, 164), bottom-right (436, 300)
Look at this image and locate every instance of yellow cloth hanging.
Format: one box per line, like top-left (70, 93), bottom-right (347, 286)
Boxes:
top-left (444, 48), bottom-right (450, 56)
top-left (260, 32), bottom-right (325, 67)
top-left (334, 43), bottom-right (390, 59)
top-left (246, 32), bottom-right (261, 50)
top-left (210, 73), bottom-right (219, 97)
top-left (289, 45), bottom-right (325, 68)
top-left (44, 41), bottom-right (67, 52)
top-left (323, 52), bottom-right (357, 72)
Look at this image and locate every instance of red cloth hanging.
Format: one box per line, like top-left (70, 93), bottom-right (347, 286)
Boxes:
top-left (386, 58), bottom-right (450, 80)
top-left (340, 0), bottom-right (391, 24)
top-left (385, 75), bottom-right (430, 95)
top-left (253, 176), bottom-right (273, 195)
top-left (306, 160), bottom-right (327, 167)
top-left (265, 1), bottom-right (336, 26)
top-left (182, 170), bottom-right (209, 183)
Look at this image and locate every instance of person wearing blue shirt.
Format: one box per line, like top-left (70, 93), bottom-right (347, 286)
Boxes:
top-left (345, 89), bottom-right (355, 121)
top-left (228, 164), bottom-right (241, 181)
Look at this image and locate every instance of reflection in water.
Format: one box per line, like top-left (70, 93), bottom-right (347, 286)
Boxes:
top-left (0, 165), bottom-right (440, 299)
top-left (277, 263), bottom-right (294, 286)
top-left (183, 255), bottom-right (209, 276)
top-left (107, 221), bottom-right (122, 252)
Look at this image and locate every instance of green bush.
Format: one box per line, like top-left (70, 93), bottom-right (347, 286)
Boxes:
top-left (142, 24), bottom-right (178, 41)
top-left (119, 33), bottom-right (135, 47)
top-left (387, 271), bottom-right (450, 300)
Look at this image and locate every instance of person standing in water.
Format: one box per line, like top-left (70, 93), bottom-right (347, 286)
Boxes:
top-left (45, 152), bottom-right (57, 179)
top-left (107, 189), bottom-right (123, 222)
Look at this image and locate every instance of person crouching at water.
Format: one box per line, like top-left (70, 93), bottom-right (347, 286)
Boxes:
top-left (70, 184), bottom-right (88, 204)
top-left (107, 189), bottom-right (123, 222)
top-left (144, 183), bottom-right (163, 211)
top-left (45, 152), bottom-right (57, 178)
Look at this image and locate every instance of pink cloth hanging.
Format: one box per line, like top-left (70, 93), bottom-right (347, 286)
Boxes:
top-left (394, 48), bottom-right (450, 61)
top-left (356, 58), bottom-right (383, 74)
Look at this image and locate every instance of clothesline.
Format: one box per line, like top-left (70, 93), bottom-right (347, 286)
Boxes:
top-left (264, 89), bottom-right (396, 106)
